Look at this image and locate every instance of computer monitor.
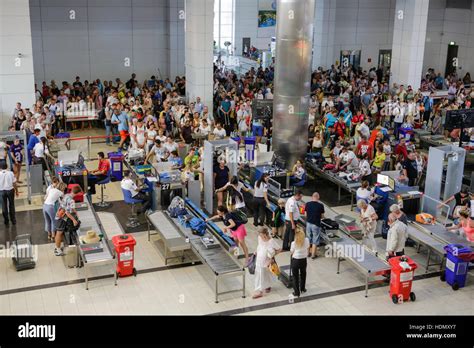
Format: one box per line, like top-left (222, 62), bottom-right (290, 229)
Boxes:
top-left (377, 174), bottom-right (389, 186)
top-left (388, 177), bottom-right (395, 191)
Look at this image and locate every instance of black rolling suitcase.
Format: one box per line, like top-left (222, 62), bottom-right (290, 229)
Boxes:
top-left (321, 218), bottom-right (339, 230)
top-left (278, 264), bottom-right (293, 288)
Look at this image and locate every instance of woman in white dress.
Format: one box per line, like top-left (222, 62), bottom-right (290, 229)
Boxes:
top-left (357, 199), bottom-right (378, 254)
top-left (253, 227), bottom-right (281, 299)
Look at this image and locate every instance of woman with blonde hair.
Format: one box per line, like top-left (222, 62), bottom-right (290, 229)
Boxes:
top-left (447, 209), bottom-right (474, 243)
top-left (290, 227), bottom-right (310, 297)
top-left (252, 227), bottom-right (281, 299)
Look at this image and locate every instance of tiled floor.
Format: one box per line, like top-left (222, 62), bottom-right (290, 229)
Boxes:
top-left (0, 133), bottom-right (472, 316)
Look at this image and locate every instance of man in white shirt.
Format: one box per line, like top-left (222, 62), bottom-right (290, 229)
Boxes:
top-left (212, 122), bottom-right (226, 139)
top-left (120, 170), bottom-right (152, 214)
top-left (145, 139), bottom-right (167, 164)
top-left (283, 190), bottom-right (303, 250)
top-left (386, 213), bottom-right (408, 258)
top-left (0, 141), bottom-right (8, 168)
top-left (358, 118), bottom-right (371, 140)
top-left (0, 163), bottom-right (18, 225)
top-left (336, 146), bottom-right (359, 171)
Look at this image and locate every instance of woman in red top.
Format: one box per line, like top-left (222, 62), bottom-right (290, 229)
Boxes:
top-left (351, 110), bottom-right (365, 136)
top-left (334, 116), bottom-right (346, 139)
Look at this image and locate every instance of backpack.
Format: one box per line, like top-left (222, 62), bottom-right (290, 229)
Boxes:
top-left (170, 207), bottom-right (188, 218)
top-left (168, 196), bottom-right (185, 212)
top-left (189, 218), bottom-right (207, 236)
top-left (231, 210), bottom-right (248, 225)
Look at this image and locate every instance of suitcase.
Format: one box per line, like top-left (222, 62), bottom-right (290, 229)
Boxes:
top-left (12, 234), bottom-right (36, 271)
top-left (278, 264), bottom-right (293, 288)
top-left (64, 245), bottom-right (78, 268)
top-left (321, 218), bottom-right (339, 230)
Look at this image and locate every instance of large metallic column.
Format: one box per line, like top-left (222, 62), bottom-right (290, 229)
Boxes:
top-left (272, 0), bottom-right (315, 168)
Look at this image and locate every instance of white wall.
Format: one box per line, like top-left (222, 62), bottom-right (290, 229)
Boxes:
top-left (29, 0), bottom-right (185, 86)
top-left (235, 0), bottom-right (396, 71)
top-left (328, 0), bottom-right (396, 71)
top-left (0, 0), bottom-right (35, 130)
top-left (424, 0), bottom-right (474, 77)
top-left (234, 0), bottom-right (275, 55)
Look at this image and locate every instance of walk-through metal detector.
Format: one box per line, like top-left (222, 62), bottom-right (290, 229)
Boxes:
top-left (424, 145), bottom-right (466, 216)
top-left (203, 139), bottom-right (239, 214)
top-left (0, 131), bottom-right (32, 204)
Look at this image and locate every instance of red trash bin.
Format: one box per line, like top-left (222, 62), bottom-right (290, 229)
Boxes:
top-left (112, 234), bottom-right (137, 277)
top-left (388, 255), bottom-right (417, 304)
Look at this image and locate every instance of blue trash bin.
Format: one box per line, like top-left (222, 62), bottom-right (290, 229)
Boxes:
top-left (108, 152), bottom-right (124, 181)
top-left (443, 244), bottom-right (472, 290)
top-left (244, 136), bottom-right (256, 163)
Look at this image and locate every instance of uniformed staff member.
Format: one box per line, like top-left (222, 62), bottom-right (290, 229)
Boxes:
top-left (0, 162), bottom-right (18, 226)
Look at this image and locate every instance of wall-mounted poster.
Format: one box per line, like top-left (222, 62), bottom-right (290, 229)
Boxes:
top-left (258, 0), bottom-right (276, 28)
top-left (258, 10), bottom-right (276, 28)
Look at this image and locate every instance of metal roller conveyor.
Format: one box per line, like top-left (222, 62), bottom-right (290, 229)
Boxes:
top-left (146, 211), bottom-right (190, 265)
top-left (75, 199), bottom-right (117, 289)
top-left (305, 161), bottom-right (360, 208)
top-left (162, 208), bottom-right (245, 303)
top-left (414, 222), bottom-right (472, 246)
top-left (407, 223), bottom-right (447, 273)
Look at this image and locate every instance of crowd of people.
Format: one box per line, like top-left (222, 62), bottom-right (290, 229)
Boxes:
top-left (3, 58), bottom-right (474, 297)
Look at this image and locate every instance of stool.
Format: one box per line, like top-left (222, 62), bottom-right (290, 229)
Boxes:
top-left (96, 169), bottom-right (112, 208)
top-left (122, 189), bottom-right (143, 228)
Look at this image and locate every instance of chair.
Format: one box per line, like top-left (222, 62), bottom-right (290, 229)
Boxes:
top-left (292, 172), bottom-right (307, 188)
top-left (122, 188), bottom-right (143, 228)
top-left (95, 165), bottom-right (112, 208)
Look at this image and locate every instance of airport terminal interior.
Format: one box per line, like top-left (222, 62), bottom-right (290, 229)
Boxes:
top-left (0, 0), bottom-right (473, 316)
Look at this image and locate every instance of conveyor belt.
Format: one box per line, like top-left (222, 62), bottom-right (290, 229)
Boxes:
top-left (76, 200), bottom-right (114, 263)
top-left (416, 222), bottom-right (471, 246)
top-left (148, 211), bottom-right (183, 240)
top-left (407, 224), bottom-right (446, 255)
top-left (166, 211), bottom-right (242, 276)
top-left (185, 198), bottom-right (236, 247)
top-left (334, 232), bottom-right (390, 274)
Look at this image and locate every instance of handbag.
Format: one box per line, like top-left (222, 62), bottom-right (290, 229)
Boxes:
top-left (268, 258), bottom-right (280, 276)
top-left (232, 209), bottom-right (248, 225)
top-left (247, 254), bottom-right (256, 275)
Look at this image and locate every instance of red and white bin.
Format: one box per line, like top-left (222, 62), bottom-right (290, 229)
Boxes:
top-left (112, 234), bottom-right (137, 277)
top-left (388, 255), bottom-right (418, 304)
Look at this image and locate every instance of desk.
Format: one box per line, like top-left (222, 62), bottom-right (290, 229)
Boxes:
top-left (64, 112), bottom-right (99, 131)
top-left (306, 161), bottom-right (360, 208)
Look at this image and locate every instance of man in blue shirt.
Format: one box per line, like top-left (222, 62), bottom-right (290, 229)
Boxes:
top-left (168, 150), bottom-right (183, 169)
top-left (325, 110), bottom-right (337, 128)
top-left (27, 127), bottom-right (41, 165)
top-left (111, 109), bottom-right (129, 150)
top-left (422, 92), bottom-right (434, 124)
top-left (362, 88), bottom-right (373, 113)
